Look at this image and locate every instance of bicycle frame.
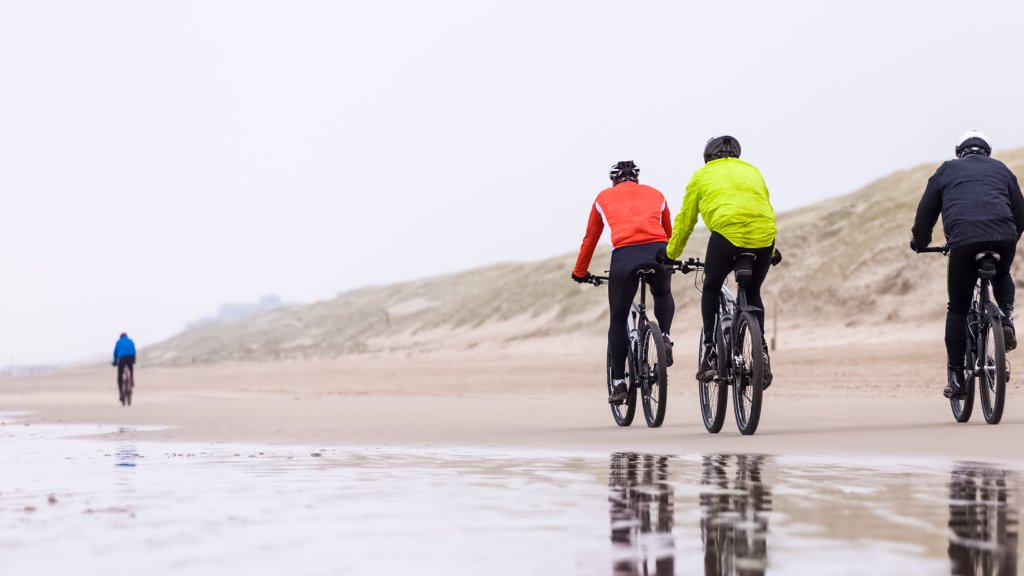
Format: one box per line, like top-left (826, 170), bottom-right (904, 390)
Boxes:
top-left (967, 275), bottom-right (1000, 378)
top-left (624, 270), bottom-right (660, 392)
top-left (718, 276), bottom-right (761, 378)
top-left (626, 272), bottom-right (652, 357)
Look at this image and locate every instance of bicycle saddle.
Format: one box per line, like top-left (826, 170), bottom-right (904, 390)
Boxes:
top-left (734, 253), bottom-right (757, 283)
top-left (975, 251), bottom-right (1000, 280)
top-left (635, 266), bottom-right (658, 277)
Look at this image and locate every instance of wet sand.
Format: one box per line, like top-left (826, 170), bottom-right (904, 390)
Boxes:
top-left (5, 338), bottom-right (1024, 464)
top-left (0, 419), bottom-right (1019, 575)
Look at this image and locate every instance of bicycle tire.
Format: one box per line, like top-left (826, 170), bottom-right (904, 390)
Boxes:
top-left (118, 372), bottom-right (126, 406)
top-left (640, 321), bottom-right (668, 428)
top-left (126, 370), bottom-right (133, 407)
top-left (607, 349), bottom-right (637, 426)
top-left (698, 323), bottom-right (728, 433)
top-left (951, 322), bottom-right (975, 423)
top-left (979, 309), bottom-right (1006, 424)
top-left (732, 311), bottom-right (765, 435)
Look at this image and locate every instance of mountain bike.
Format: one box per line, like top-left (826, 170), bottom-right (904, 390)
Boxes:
top-left (118, 362), bottom-right (134, 407)
top-left (585, 269), bottom-right (670, 428)
top-left (919, 245), bottom-right (1008, 424)
top-left (672, 255), bottom-right (766, 435)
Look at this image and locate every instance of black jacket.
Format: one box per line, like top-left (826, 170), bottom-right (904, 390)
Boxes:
top-left (912, 154), bottom-right (1024, 249)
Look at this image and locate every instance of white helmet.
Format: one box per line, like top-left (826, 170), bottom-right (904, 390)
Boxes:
top-left (955, 130), bottom-right (991, 158)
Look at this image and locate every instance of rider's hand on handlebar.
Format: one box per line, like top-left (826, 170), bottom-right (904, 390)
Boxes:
top-left (655, 246), bottom-right (680, 266)
top-left (771, 249), bottom-right (782, 266)
top-left (571, 272), bottom-right (594, 284)
top-left (909, 238), bottom-right (925, 253)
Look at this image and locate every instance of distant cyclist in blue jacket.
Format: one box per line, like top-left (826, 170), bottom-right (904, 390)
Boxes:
top-left (112, 333), bottom-right (136, 401)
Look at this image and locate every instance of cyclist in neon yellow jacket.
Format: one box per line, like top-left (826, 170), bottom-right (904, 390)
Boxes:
top-left (663, 136), bottom-right (781, 386)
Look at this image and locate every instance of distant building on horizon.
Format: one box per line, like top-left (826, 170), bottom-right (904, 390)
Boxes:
top-left (185, 295), bottom-right (284, 331)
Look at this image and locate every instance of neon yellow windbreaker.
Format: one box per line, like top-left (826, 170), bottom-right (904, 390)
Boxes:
top-left (666, 157), bottom-right (777, 259)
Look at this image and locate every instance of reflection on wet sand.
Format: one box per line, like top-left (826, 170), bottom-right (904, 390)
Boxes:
top-left (948, 463), bottom-right (1019, 576)
top-left (608, 452), bottom-right (675, 575)
top-left (700, 454), bottom-right (771, 576)
top-left (116, 443), bottom-right (138, 468)
top-left (607, 453), bottom-right (773, 576)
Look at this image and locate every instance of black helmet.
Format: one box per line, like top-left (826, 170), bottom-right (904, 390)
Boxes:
top-left (609, 160), bottom-right (639, 184)
top-left (703, 135), bottom-right (741, 163)
top-left (955, 130), bottom-right (991, 158)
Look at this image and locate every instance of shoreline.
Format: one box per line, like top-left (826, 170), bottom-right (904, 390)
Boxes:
top-left (4, 341), bottom-right (1024, 465)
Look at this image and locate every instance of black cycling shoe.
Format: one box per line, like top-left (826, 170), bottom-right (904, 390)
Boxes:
top-left (698, 344), bottom-right (717, 380)
top-left (608, 381), bottom-right (628, 404)
top-left (763, 347), bottom-right (773, 390)
top-left (943, 367), bottom-right (968, 399)
top-left (662, 333), bottom-right (674, 367)
top-left (1004, 321), bottom-right (1017, 352)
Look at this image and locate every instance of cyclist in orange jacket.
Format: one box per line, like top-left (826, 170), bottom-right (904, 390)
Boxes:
top-left (572, 161), bottom-right (675, 403)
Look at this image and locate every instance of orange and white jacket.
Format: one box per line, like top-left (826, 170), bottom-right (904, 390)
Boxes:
top-left (572, 181), bottom-right (673, 277)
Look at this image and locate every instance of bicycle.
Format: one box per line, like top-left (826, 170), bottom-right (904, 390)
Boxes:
top-left (584, 268), bottom-right (670, 428)
top-left (919, 245), bottom-right (1008, 424)
top-left (671, 255), bottom-right (766, 435)
top-left (117, 362), bottom-right (134, 407)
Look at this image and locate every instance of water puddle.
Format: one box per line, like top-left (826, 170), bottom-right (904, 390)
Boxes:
top-left (0, 416), bottom-right (1020, 575)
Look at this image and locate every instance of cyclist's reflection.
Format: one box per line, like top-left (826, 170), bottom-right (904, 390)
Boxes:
top-left (115, 443), bottom-right (138, 468)
top-left (700, 454), bottom-right (771, 576)
top-left (608, 452), bottom-right (675, 575)
top-left (948, 463), bottom-right (1018, 576)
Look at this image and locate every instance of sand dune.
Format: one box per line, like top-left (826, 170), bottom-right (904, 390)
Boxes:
top-left (143, 148), bottom-right (1024, 366)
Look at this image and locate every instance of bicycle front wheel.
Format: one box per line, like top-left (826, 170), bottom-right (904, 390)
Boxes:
top-left (952, 323), bottom-right (975, 423)
top-left (607, 349), bottom-right (637, 426)
top-left (732, 311), bottom-right (765, 435)
top-left (698, 323), bottom-right (728, 433)
top-left (640, 321), bottom-right (668, 428)
top-left (979, 311), bottom-right (1007, 425)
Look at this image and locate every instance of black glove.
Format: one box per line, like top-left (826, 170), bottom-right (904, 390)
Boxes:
top-left (909, 238), bottom-right (924, 253)
top-left (656, 247), bottom-right (670, 264)
top-left (771, 249), bottom-right (782, 266)
top-left (111, 361), bottom-right (117, 366)
top-left (571, 272), bottom-right (592, 284)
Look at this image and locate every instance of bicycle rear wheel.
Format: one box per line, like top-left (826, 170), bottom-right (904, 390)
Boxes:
top-left (979, 311), bottom-right (1006, 424)
top-left (125, 370), bottom-right (133, 407)
top-left (607, 349), bottom-right (637, 426)
top-left (640, 321), bottom-right (668, 428)
top-left (951, 323), bottom-right (975, 423)
top-left (732, 311), bottom-right (765, 435)
top-left (698, 323), bottom-right (728, 433)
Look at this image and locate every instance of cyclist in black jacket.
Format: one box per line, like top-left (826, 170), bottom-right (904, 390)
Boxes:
top-left (911, 131), bottom-right (1024, 399)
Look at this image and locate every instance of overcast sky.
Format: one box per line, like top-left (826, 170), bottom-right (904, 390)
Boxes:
top-left (3, 1), bottom-right (1024, 364)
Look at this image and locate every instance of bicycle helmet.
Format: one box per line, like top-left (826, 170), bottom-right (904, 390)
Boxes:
top-left (955, 130), bottom-right (991, 158)
top-left (703, 135), bottom-right (741, 163)
top-left (609, 160), bottom-right (639, 184)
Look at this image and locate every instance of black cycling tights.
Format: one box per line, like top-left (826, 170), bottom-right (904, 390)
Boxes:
top-left (945, 240), bottom-right (1016, 368)
top-left (608, 242), bottom-right (675, 379)
top-left (701, 232), bottom-right (773, 346)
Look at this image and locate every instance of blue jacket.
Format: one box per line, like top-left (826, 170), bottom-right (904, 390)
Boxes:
top-left (113, 336), bottom-right (136, 362)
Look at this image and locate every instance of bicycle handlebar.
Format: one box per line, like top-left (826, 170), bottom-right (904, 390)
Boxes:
top-left (665, 257), bottom-right (704, 275)
top-left (917, 245), bottom-right (949, 255)
top-left (587, 275), bottom-right (610, 286)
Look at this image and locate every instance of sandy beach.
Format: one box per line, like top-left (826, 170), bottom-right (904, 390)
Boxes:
top-left (6, 332), bottom-right (1024, 465)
